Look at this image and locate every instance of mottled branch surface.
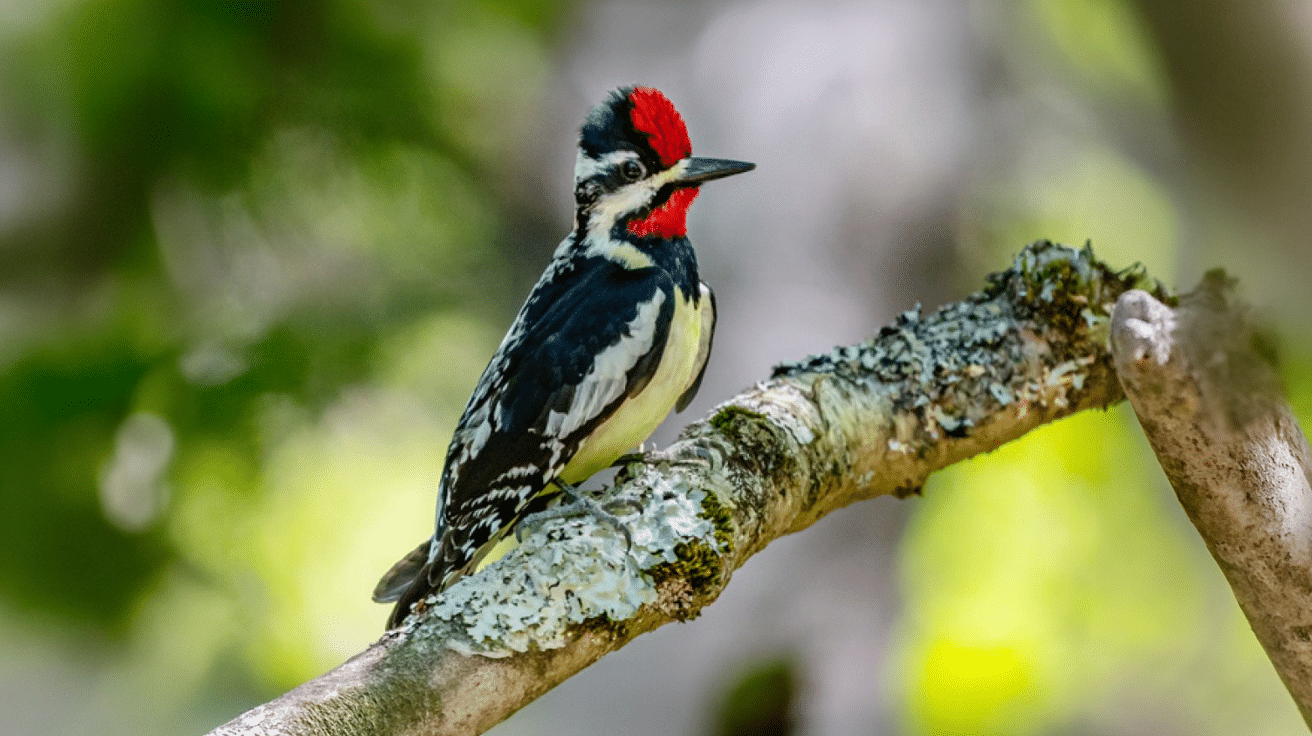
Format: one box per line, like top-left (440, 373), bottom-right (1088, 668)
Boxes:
top-left (209, 241), bottom-right (1162, 736)
top-left (1110, 276), bottom-right (1312, 727)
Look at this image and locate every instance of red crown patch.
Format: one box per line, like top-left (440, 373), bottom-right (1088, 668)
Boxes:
top-left (628, 87), bottom-right (692, 168)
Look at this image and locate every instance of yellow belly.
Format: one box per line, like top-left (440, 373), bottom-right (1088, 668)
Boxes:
top-left (559, 285), bottom-right (703, 484)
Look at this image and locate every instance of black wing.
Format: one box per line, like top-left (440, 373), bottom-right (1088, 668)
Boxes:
top-left (384, 257), bottom-right (676, 625)
top-left (391, 257), bottom-right (675, 611)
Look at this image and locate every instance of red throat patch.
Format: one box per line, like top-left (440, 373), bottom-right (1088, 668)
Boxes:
top-left (628, 87), bottom-right (692, 167)
top-left (627, 187), bottom-right (699, 239)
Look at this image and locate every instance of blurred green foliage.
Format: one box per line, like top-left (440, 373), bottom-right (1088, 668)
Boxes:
top-left (901, 0), bottom-right (1312, 732)
top-left (0, 0), bottom-right (563, 729)
top-left (894, 407), bottom-right (1307, 735)
top-left (710, 657), bottom-right (799, 736)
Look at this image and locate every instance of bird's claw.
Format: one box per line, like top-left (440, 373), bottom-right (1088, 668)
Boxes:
top-left (515, 480), bottom-right (636, 553)
top-left (609, 451), bottom-right (646, 468)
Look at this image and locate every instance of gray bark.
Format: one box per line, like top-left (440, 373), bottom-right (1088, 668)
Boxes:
top-left (1111, 276), bottom-right (1312, 727)
top-left (207, 241), bottom-right (1164, 736)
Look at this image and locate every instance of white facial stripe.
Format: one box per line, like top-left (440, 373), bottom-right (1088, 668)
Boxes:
top-left (545, 290), bottom-right (666, 437)
top-left (580, 159), bottom-right (690, 261)
top-left (574, 149), bottom-right (640, 182)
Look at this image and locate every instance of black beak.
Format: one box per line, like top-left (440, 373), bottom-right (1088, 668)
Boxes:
top-left (674, 157), bottom-right (756, 186)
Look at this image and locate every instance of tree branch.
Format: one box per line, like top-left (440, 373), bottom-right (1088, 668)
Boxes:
top-left (1110, 275), bottom-right (1312, 727)
top-left (207, 241), bottom-right (1163, 736)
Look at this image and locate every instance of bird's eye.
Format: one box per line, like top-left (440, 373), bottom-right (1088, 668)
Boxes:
top-left (621, 160), bottom-right (644, 181)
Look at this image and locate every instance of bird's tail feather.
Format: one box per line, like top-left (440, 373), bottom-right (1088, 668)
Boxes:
top-left (377, 493), bottom-right (560, 628)
top-left (385, 564), bottom-right (437, 630)
top-left (372, 538), bottom-right (431, 603)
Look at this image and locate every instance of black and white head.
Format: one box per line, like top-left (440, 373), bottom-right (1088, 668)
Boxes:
top-left (572, 86), bottom-right (754, 240)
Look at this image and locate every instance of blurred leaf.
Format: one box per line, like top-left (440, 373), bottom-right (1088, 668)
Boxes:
top-left (0, 0), bottom-right (568, 689)
top-left (0, 337), bottom-right (165, 627)
top-left (710, 657), bottom-right (800, 736)
top-left (1030, 0), bottom-right (1168, 102)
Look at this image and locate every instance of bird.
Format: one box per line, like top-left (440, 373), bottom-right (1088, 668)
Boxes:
top-left (373, 86), bottom-right (754, 629)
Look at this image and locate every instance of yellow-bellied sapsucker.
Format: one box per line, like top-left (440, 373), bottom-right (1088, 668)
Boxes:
top-left (373, 86), bottom-right (754, 628)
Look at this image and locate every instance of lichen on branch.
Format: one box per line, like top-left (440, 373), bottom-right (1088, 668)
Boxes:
top-left (208, 240), bottom-right (1164, 736)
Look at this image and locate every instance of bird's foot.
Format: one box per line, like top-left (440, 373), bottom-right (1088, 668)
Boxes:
top-left (612, 443), bottom-right (717, 470)
top-left (609, 441), bottom-right (654, 469)
top-left (610, 451), bottom-right (645, 468)
top-left (515, 480), bottom-right (637, 550)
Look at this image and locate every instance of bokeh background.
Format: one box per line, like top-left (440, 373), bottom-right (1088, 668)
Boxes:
top-left (1, 1), bottom-right (1310, 734)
